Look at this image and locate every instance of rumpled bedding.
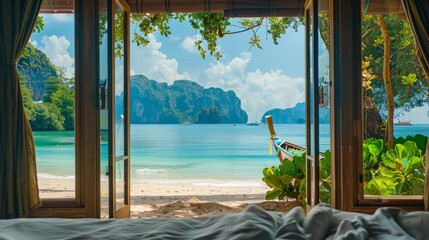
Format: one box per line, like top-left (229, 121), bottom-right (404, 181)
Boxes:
top-left (0, 204), bottom-right (428, 240)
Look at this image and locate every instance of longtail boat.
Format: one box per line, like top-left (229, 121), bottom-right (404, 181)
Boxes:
top-left (265, 115), bottom-right (305, 163)
top-left (266, 115), bottom-right (324, 163)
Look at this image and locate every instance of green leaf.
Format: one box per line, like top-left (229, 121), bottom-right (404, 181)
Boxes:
top-left (404, 156), bottom-right (424, 175)
top-left (398, 174), bottom-right (424, 195)
top-left (381, 150), bottom-right (397, 169)
top-left (403, 141), bottom-right (417, 159)
top-left (319, 182), bottom-right (331, 204)
top-left (377, 165), bottom-right (401, 178)
top-left (295, 160), bottom-right (306, 174)
top-left (265, 189), bottom-right (282, 200)
top-left (405, 134), bottom-right (428, 154)
top-left (320, 151), bottom-right (331, 180)
top-left (281, 160), bottom-right (297, 176)
top-left (405, 174), bottom-right (425, 195)
top-left (278, 191), bottom-right (287, 201)
top-left (395, 144), bottom-right (407, 161)
top-left (320, 150), bottom-right (331, 174)
top-left (262, 167), bottom-right (275, 177)
top-left (363, 146), bottom-right (370, 163)
top-left (368, 139), bottom-right (383, 156)
top-left (280, 174), bottom-right (294, 185)
top-left (365, 176), bottom-right (397, 195)
top-left (401, 73), bottom-right (417, 85)
top-left (279, 164), bottom-right (288, 175)
top-left (265, 174), bottom-right (283, 188)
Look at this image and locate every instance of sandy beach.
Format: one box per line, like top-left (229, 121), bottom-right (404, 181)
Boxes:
top-left (38, 178), bottom-right (302, 218)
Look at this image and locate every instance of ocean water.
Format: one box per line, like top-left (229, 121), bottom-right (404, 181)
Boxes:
top-left (34, 124), bottom-right (429, 187)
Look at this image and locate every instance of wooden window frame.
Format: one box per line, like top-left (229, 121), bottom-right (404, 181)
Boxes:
top-left (31, 0), bottom-right (100, 218)
top-left (329, 0), bottom-right (424, 213)
top-left (108, 0), bottom-right (131, 218)
top-left (305, 0), bottom-right (322, 210)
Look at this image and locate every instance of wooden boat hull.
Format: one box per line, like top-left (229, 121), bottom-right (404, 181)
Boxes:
top-left (265, 115), bottom-right (324, 163)
top-left (265, 115), bottom-right (305, 163)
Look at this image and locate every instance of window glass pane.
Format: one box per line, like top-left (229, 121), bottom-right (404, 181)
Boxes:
top-left (99, 0), bottom-right (109, 218)
top-left (309, 5), bottom-right (314, 157)
top-left (318, 0), bottom-right (331, 204)
top-left (361, 1), bottom-right (428, 197)
top-left (22, 9), bottom-right (76, 199)
top-left (115, 3), bottom-right (125, 158)
top-left (116, 160), bottom-right (125, 210)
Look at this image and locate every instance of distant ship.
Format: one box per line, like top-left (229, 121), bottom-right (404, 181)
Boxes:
top-left (247, 121), bottom-right (262, 126)
top-left (394, 120), bottom-right (412, 126)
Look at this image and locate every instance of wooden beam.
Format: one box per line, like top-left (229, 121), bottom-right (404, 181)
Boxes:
top-left (224, 8), bottom-right (303, 17)
top-left (40, 0), bottom-right (75, 13)
top-left (127, 0), bottom-right (303, 14)
top-left (364, 0), bottom-right (404, 14)
top-left (40, 0), bottom-right (403, 15)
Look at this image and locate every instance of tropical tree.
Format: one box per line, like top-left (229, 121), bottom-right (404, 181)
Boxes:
top-left (101, 13), bottom-right (301, 60)
top-left (30, 103), bottom-right (65, 131)
top-left (44, 76), bottom-right (62, 103)
top-left (51, 84), bottom-right (75, 130)
top-left (19, 73), bottom-right (35, 121)
top-left (362, 14), bottom-right (428, 147)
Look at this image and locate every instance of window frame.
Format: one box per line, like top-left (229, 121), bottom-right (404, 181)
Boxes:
top-left (31, 0), bottom-right (101, 218)
top-left (329, 0), bottom-right (424, 213)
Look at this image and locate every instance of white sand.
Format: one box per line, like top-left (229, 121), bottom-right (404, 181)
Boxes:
top-left (38, 178), bottom-right (302, 218)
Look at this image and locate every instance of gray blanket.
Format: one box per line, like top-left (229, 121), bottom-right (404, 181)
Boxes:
top-left (0, 204), bottom-right (428, 240)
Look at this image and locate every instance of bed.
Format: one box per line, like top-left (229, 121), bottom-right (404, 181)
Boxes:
top-left (1, 204), bottom-right (428, 240)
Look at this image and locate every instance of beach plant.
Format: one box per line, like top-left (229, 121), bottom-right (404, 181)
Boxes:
top-left (262, 149), bottom-right (332, 205)
top-left (394, 134), bottom-right (428, 154)
top-left (319, 150), bottom-right (332, 204)
top-left (263, 134), bottom-right (427, 203)
top-left (364, 139), bottom-right (426, 195)
top-left (262, 151), bottom-right (306, 203)
top-left (363, 138), bottom-right (385, 182)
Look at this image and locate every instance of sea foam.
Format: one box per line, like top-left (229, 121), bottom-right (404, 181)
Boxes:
top-left (37, 173), bottom-right (75, 180)
top-left (133, 168), bottom-right (167, 174)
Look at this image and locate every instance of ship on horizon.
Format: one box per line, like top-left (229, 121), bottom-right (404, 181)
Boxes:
top-left (394, 119), bottom-right (412, 126)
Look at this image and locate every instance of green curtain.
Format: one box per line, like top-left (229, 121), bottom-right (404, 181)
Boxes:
top-left (0, 0), bottom-right (43, 218)
top-left (401, 0), bottom-right (429, 211)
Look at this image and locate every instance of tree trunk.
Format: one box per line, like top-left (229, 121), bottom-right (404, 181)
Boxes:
top-left (363, 95), bottom-right (385, 140)
top-left (377, 14), bottom-right (394, 148)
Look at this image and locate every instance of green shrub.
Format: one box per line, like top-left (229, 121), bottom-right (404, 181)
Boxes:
top-left (263, 134), bottom-right (427, 203)
top-left (262, 149), bottom-right (331, 204)
top-left (364, 140), bottom-right (426, 195)
top-left (262, 151), bottom-right (306, 202)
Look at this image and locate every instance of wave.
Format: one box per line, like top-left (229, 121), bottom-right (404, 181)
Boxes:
top-left (191, 181), bottom-right (265, 188)
top-left (133, 178), bottom-right (265, 188)
top-left (37, 173), bottom-right (75, 180)
top-left (133, 168), bottom-right (167, 174)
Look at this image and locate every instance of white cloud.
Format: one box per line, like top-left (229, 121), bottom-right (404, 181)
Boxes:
top-left (170, 36), bottom-right (180, 42)
top-left (203, 52), bottom-right (305, 120)
top-left (39, 35), bottom-right (74, 78)
top-left (44, 14), bottom-right (74, 23)
top-left (130, 34), bottom-right (304, 119)
top-left (180, 36), bottom-right (198, 54)
top-left (29, 39), bottom-right (38, 47)
top-left (131, 34), bottom-right (191, 84)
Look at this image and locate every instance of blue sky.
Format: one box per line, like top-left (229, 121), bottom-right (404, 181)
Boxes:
top-left (29, 14), bottom-right (429, 123)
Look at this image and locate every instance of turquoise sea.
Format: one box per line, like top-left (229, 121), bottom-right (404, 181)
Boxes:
top-left (34, 124), bottom-right (429, 187)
